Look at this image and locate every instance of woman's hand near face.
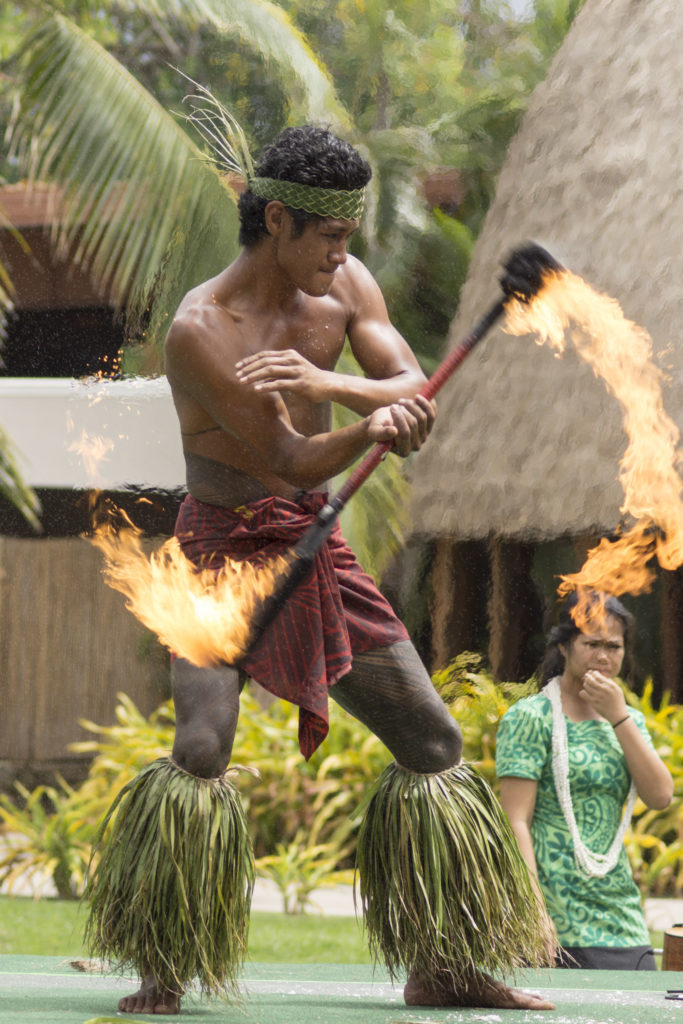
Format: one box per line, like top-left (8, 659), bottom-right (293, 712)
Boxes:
top-left (580, 670), bottom-right (673, 809)
top-left (579, 669), bottom-right (628, 725)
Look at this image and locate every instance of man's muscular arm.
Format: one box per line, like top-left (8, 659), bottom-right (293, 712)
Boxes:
top-left (166, 312), bottom-right (433, 490)
top-left (235, 257), bottom-right (427, 416)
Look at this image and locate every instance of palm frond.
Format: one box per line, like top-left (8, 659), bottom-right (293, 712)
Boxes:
top-left (8, 5), bottom-right (353, 354)
top-left (0, 425), bottom-right (41, 531)
top-left (139, 0), bottom-right (351, 130)
top-left (0, 268), bottom-right (13, 344)
top-left (0, 198), bottom-right (30, 342)
top-left (9, 14), bottom-right (240, 346)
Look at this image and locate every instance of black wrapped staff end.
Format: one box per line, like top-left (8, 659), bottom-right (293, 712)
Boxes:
top-left (500, 242), bottom-right (562, 303)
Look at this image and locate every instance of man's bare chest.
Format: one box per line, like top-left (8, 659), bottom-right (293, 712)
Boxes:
top-left (241, 306), bottom-right (349, 370)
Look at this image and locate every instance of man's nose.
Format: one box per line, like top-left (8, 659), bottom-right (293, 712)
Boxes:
top-left (329, 244), bottom-right (347, 265)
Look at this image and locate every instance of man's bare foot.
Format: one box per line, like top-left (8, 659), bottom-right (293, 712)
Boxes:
top-left (404, 970), bottom-right (555, 1011)
top-left (118, 974), bottom-right (181, 1015)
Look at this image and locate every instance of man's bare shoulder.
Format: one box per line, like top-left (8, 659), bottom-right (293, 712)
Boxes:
top-left (328, 254), bottom-right (392, 332)
top-left (165, 279), bottom-right (243, 366)
top-left (331, 254), bottom-right (380, 299)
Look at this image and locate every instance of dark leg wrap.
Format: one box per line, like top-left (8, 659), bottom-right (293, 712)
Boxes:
top-left (356, 761), bottom-right (552, 988)
top-left (84, 757), bottom-right (254, 999)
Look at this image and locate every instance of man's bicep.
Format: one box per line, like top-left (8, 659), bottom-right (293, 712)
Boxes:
top-left (345, 270), bottom-right (425, 384)
top-left (347, 317), bottom-right (424, 383)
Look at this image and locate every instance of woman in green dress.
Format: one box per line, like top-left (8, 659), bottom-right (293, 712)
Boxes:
top-left (496, 592), bottom-right (673, 970)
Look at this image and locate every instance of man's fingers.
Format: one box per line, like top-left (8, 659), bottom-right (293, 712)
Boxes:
top-left (394, 396), bottom-right (435, 449)
top-left (236, 349), bottom-right (291, 368)
top-left (237, 359), bottom-right (290, 380)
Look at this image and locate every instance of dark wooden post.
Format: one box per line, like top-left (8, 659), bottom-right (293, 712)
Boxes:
top-left (660, 567), bottom-right (683, 703)
top-left (429, 538), bottom-right (488, 672)
top-left (488, 538), bottom-right (543, 682)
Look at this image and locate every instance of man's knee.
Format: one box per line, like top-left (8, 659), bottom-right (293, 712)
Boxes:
top-left (172, 722), bottom-right (230, 778)
top-left (171, 658), bottom-right (240, 778)
top-left (413, 715), bottom-right (463, 774)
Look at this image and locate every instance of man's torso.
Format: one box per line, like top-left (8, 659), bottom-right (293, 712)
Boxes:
top-left (166, 260), bottom-right (361, 504)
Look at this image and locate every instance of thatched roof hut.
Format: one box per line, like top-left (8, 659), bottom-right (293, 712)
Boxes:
top-left (408, 0), bottom-right (683, 692)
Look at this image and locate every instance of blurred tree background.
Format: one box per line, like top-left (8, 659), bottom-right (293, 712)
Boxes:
top-left (2, 0), bottom-right (583, 361)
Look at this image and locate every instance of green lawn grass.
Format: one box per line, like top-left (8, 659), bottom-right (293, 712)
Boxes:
top-left (0, 896), bottom-right (664, 967)
top-left (0, 896), bottom-right (372, 963)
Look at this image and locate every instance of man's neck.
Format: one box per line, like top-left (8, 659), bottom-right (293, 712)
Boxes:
top-left (216, 243), bottom-right (302, 314)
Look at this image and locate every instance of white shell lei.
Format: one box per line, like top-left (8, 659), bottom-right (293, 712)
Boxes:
top-left (543, 677), bottom-right (637, 878)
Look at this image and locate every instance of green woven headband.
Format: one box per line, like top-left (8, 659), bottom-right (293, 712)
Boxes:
top-left (249, 176), bottom-right (365, 220)
top-left (180, 79), bottom-right (365, 220)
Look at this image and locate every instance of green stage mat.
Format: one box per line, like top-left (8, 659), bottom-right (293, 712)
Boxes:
top-left (2, 957), bottom-right (683, 1024)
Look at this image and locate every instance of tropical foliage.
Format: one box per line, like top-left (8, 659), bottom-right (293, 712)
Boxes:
top-left (0, 688), bottom-right (389, 911)
top-left (0, 423), bottom-right (41, 531)
top-left (622, 682), bottom-right (683, 896)
top-left (0, 776), bottom-right (91, 899)
top-left (0, 205), bottom-right (41, 526)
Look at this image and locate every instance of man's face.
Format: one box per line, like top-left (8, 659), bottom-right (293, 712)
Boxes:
top-left (276, 213), bottom-right (360, 296)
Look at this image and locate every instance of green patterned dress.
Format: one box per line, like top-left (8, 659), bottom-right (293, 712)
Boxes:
top-left (495, 691), bottom-right (652, 949)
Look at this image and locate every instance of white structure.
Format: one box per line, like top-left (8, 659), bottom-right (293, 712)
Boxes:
top-left (0, 376), bottom-right (185, 490)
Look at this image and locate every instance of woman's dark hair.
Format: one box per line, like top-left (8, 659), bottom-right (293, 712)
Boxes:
top-left (238, 125), bottom-right (372, 246)
top-left (540, 591), bottom-right (635, 684)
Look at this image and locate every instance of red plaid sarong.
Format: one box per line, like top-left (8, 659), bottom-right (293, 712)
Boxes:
top-left (174, 492), bottom-right (408, 759)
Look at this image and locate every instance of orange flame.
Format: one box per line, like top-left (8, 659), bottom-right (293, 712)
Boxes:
top-left (89, 504), bottom-right (288, 666)
top-left (504, 267), bottom-right (683, 624)
top-left (68, 430), bottom-right (114, 483)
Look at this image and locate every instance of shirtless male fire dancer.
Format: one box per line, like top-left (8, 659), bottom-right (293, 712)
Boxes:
top-left (85, 122), bottom-right (555, 1015)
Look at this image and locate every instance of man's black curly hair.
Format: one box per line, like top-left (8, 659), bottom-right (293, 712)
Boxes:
top-left (238, 125), bottom-right (372, 246)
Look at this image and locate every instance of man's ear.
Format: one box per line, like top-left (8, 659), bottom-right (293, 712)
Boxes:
top-left (264, 200), bottom-right (288, 238)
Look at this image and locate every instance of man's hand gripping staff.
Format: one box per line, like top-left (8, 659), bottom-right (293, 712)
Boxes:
top-left (244, 242), bottom-right (562, 652)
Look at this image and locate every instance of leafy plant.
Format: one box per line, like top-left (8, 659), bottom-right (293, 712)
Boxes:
top-left (255, 829), bottom-right (353, 915)
top-left (0, 688), bottom-right (386, 906)
top-left (0, 777), bottom-right (92, 899)
top-left (0, 694), bottom-right (176, 899)
top-left (231, 689), bottom-right (389, 862)
top-left (622, 682), bottom-right (683, 895)
top-left (432, 651), bottom-right (534, 785)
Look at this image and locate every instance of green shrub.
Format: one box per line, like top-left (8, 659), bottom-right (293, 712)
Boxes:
top-left (620, 682), bottom-right (683, 895)
top-left (0, 778), bottom-right (92, 899)
top-left (231, 691), bottom-right (389, 859)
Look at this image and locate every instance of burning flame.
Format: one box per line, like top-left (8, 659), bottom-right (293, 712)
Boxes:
top-left (68, 430), bottom-right (114, 484)
top-left (89, 503), bottom-right (289, 666)
top-left (504, 267), bottom-right (683, 626)
top-left (72, 403), bottom-right (289, 668)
